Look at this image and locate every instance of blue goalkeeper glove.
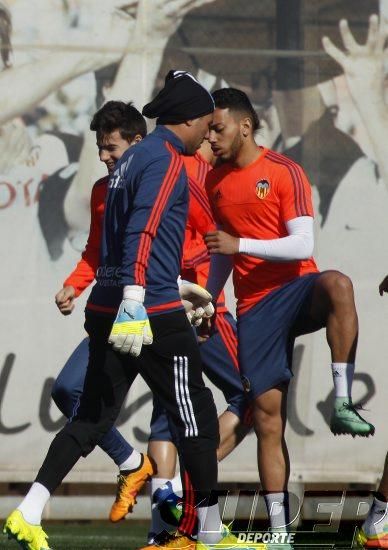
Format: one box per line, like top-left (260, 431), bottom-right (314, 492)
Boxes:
top-left (108, 286), bottom-right (153, 356)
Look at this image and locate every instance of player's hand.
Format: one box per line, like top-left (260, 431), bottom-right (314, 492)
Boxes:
top-left (134, 0), bottom-right (216, 44)
top-left (205, 230), bottom-right (239, 255)
top-left (64, 1), bottom-right (137, 69)
top-left (379, 275), bottom-right (388, 296)
top-left (197, 317), bottom-right (212, 342)
top-left (109, 297), bottom-right (153, 356)
top-left (322, 15), bottom-right (386, 104)
top-left (179, 281), bottom-right (214, 326)
top-left (55, 286), bottom-right (76, 316)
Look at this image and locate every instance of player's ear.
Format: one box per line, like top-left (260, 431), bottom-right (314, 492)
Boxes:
top-left (241, 116), bottom-right (252, 137)
top-left (128, 134), bottom-right (143, 146)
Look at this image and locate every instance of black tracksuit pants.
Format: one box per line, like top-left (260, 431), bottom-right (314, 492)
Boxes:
top-left (36, 310), bottom-right (219, 532)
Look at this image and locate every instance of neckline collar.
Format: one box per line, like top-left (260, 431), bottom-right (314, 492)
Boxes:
top-left (153, 125), bottom-right (185, 153)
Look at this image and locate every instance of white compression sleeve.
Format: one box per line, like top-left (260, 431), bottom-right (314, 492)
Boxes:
top-left (238, 216), bottom-right (314, 261)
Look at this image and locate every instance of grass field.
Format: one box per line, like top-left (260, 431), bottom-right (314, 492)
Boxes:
top-left (1, 521), bottom-right (145, 550)
top-left (0, 520), bottom-right (364, 549)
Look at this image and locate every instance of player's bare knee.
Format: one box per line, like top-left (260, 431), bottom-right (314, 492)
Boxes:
top-left (332, 273), bottom-right (354, 305)
top-left (253, 406), bottom-right (283, 439)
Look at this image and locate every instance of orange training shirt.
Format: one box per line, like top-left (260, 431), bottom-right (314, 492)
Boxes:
top-left (206, 147), bottom-right (319, 315)
top-left (64, 176), bottom-right (108, 296)
top-left (182, 153), bottom-right (227, 313)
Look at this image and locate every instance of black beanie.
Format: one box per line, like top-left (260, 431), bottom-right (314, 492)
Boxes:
top-left (142, 70), bottom-right (214, 124)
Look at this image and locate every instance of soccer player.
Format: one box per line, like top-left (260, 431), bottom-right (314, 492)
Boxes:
top-left (2, 71), bottom-right (231, 550)
top-left (52, 100), bottom-right (218, 526)
top-left (55, 112), bottom-right (251, 543)
top-left (146, 142), bottom-right (253, 543)
top-left (204, 88), bottom-right (375, 535)
top-left (52, 100), bottom-right (157, 522)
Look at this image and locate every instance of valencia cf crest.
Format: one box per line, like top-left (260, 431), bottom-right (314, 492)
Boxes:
top-left (255, 179), bottom-right (270, 199)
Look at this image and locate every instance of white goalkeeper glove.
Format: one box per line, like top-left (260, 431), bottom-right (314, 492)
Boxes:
top-left (108, 285), bottom-right (153, 356)
top-left (178, 279), bottom-right (215, 327)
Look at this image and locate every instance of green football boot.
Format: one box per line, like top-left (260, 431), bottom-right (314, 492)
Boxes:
top-left (330, 398), bottom-right (375, 437)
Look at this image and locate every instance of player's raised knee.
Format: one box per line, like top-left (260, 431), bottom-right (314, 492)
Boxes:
top-left (321, 271), bottom-right (354, 302)
top-left (331, 272), bottom-right (354, 299)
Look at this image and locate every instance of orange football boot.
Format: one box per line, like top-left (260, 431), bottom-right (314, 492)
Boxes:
top-left (109, 453), bottom-right (156, 522)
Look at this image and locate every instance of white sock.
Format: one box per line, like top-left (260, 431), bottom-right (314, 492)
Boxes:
top-left (151, 477), bottom-right (171, 497)
top-left (148, 478), bottom-right (176, 541)
top-left (264, 492), bottom-right (289, 530)
top-left (119, 449), bottom-right (142, 471)
top-left (362, 496), bottom-right (387, 536)
top-left (171, 473), bottom-right (183, 495)
top-left (331, 363), bottom-right (355, 398)
top-left (197, 503), bottom-right (223, 544)
top-left (17, 482), bottom-right (50, 525)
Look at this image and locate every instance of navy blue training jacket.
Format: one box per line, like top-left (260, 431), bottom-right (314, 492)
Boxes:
top-left (87, 125), bottom-right (188, 317)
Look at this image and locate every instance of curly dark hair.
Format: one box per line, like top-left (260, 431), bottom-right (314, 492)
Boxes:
top-left (212, 88), bottom-right (260, 131)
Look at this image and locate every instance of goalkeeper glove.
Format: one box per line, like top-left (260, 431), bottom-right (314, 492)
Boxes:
top-left (178, 279), bottom-right (215, 327)
top-left (108, 285), bottom-right (153, 356)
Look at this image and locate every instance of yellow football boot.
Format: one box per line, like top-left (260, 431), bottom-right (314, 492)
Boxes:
top-left (3, 509), bottom-right (51, 550)
top-left (356, 526), bottom-right (388, 548)
top-left (196, 526), bottom-right (267, 549)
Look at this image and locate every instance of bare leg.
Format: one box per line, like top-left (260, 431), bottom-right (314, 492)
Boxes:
top-left (217, 411), bottom-right (251, 462)
top-left (147, 440), bottom-right (177, 479)
top-left (253, 386), bottom-right (289, 492)
top-left (308, 270), bottom-right (358, 362)
top-left (307, 271), bottom-right (374, 436)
